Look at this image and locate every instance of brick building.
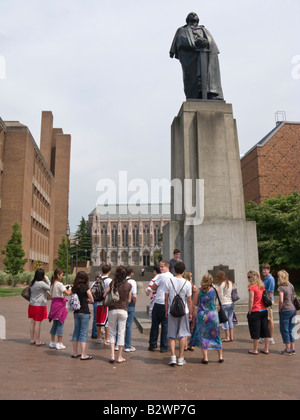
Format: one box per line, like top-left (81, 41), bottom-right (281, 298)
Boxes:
top-left (88, 204), bottom-right (170, 267)
top-left (0, 111), bottom-right (71, 271)
top-left (241, 121), bottom-right (300, 203)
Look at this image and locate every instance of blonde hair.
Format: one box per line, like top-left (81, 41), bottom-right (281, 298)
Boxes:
top-left (248, 270), bottom-right (265, 289)
top-left (184, 272), bottom-right (192, 282)
top-left (201, 273), bottom-right (213, 294)
top-left (277, 270), bottom-right (290, 286)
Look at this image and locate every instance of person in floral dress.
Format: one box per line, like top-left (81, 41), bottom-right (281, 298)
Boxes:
top-left (190, 273), bottom-right (224, 364)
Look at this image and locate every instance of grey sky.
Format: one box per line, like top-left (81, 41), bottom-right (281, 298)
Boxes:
top-left (0, 0), bottom-right (299, 231)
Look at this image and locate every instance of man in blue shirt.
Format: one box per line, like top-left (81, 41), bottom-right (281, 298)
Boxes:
top-left (261, 264), bottom-right (275, 345)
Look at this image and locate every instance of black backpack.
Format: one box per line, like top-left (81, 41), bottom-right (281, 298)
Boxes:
top-left (169, 279), bottom-right (187, 318)
top-left (91, 277), bottom-right (105, 302)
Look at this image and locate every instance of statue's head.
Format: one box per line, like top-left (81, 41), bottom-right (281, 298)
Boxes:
top-left (186, 12), bottom-right (199, 25)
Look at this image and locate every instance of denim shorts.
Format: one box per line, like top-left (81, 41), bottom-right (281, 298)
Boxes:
top-left (72, 313), bottom-right (91, 342)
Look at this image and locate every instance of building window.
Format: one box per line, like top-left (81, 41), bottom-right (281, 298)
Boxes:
top-left (132, 225), bottom-right (139, 247)
top-left (112, 225), bottom-right (118, 247)
top-left (122, 225), bottom-right (128, 247)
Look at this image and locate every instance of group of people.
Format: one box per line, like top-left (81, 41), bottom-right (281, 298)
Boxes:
top-left (145, 251), bottom-right (298, 365)
top-left (27, 265), bottom-right (137, 362)
top-left (27, 253), bottom-right (298, 365)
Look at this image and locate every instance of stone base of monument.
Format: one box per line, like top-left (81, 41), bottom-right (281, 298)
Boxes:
top-left (163, 101), bottom-right (259, 303)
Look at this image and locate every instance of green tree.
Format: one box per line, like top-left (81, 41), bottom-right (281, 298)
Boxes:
top-left (55, 236), bottom-right (70, 273)
top-left (1, 222), bottom-right (28, 287)
top-left (70, 217), bottom-right (92, 263)
top-left (245, 192), bottom-right (300, 270)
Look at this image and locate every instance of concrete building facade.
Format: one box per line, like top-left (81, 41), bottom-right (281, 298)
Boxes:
top-left (241, 121), bottom-right (300, 203)
top-left (0, 112), bottom-right (71, 271)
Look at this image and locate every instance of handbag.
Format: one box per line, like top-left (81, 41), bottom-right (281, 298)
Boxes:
top-left (21, 285), bottom-right (32, 301)
top-left (262, 289), bottom-right (273, 308)
top-left (103, 282), bottom-right (120, 308)
top-left (294, 297), bottom-right (300, 311)
top-left (231, 286), bottom-right (240, 303)
top-left (212, 286), bottom-right (228, 324)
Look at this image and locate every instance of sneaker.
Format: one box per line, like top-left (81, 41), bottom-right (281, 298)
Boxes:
top-left (270, 338), bottom-right (275, 345)
top-left (124, 347), bottom-right (136, 353)
top-left (280, 349), bottom-right (292, 356)
top-left (168, 355), bottom-right (177, 366)
top-left (259, 338), bottom-right (265, 344)
top-left (115, 345), bottom-right (119, 351)
top-left (177, 357), bottom-right (186, 366)
top-left (49, 341), bottom-right (56, 348)
top-left (56, 343), bottom-right (66, 350)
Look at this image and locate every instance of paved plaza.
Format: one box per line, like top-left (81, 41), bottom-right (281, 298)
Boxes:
top-left (0, 291), bottom-right (299, 401)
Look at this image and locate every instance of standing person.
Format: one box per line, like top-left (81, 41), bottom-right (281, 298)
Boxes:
top-left (190, 273), bottom-right (223, 364)
top-left (48, 268), bottom-right (72, 349)
top-left (94, 264), bottom-right (112, 345)
top-left (28, 268), bottom-right (51, 346)
top-left (277, 270), bottom-right (297, 355)
top-left (261, 264), bottom-right (276, 345)
top-left (215, 270), bottom-right (235, 342)
top-left (148, 261), bottom-right (173, 352)
top-left (124, 266), bottom-right (137, 353)
top-left (71, 271), bottom-right (94, 360)
top-left (247, 270), bottom-right (271, 355)
top-left (104, 266), bottom-right (132, 363)
top-left (183, 271), bottom-right (197, 351)
top-left (169, 249), bottom-right (183, 276)
top-left (145, 266), bottom-right (161, 319)
top-left (165, 262), bottom-right (193, 366)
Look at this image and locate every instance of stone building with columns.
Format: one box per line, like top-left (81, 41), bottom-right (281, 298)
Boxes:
top-left (88, 204), bottom-right (170, 267)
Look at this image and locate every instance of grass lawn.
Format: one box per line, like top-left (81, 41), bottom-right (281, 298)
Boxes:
top-left (0, 287), bottom-right (23, 297)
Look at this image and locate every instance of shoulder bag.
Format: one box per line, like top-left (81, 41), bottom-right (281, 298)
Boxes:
top-left (103, 282), bottom-right (120, 308)
top-left (212, 286), bottom-right (228, 324)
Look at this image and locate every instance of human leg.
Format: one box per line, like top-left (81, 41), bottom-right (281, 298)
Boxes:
top-left (125, 304), bottom-right (135, 350)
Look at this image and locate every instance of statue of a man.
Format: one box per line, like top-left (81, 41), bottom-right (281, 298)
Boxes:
top-left (170, 12), bottom-right (224, 100)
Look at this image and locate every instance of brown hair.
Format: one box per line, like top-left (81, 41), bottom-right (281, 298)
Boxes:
top-left (247, 270), bottom-right (265, 290)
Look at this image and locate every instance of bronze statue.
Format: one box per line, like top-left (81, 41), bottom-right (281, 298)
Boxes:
top-left (170, 12), bottom-right (224, 100)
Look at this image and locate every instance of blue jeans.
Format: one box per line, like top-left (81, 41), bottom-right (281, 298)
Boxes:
top-left (279, 310), bottom-right (296, 344)
top-left (125, 303), bottom-right (135, 349)
top-left (221, 303), bottom-right (235, 330)
top-left (50, 319), bottom-right (64, 337)
top-left (92, 302), bottom-right (98, 337)
top-left (72, 313), bottom-right (91, 342)
top-left (149, 303), bottom-right (168, 350)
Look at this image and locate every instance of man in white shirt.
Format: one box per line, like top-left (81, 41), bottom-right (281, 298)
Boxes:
top-left (124, 266), bottom-right (137, 352)
top-left (148, 261), bottom-right (173, 352)
top-left (164, 261), bottom-right (193, 366)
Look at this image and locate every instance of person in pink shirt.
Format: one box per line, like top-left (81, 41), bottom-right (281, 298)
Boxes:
top-left (247, 270), bottom-right (271, 355)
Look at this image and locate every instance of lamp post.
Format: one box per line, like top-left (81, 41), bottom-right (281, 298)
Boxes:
top-left (75, 239), bottom-right (79, 274)
top-left (66, 223), bottom-right (70, 285)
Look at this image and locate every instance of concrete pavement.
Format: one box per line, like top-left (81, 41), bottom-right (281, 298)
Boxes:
top-left (0, 288), bottom-right (299, 401)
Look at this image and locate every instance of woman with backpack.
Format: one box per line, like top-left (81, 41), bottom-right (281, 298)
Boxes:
top-left (104, 266), bottom-right (132, 364)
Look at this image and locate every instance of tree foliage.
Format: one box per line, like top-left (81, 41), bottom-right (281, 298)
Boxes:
top-left (245, 192), bottom-right (300, 270)
top-left (55, 236), bottom-right (71, 272)
top-left (1, 222), bottom-right (28, 284)
top-left (70, 217), bottom-right (92, 263)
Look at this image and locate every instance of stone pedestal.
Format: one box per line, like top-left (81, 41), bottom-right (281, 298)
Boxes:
top-left (163, 101), bottom-right (259, 302)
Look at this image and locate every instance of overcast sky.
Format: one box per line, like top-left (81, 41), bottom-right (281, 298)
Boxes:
top-left (1, 0), bottom-right (299, 232)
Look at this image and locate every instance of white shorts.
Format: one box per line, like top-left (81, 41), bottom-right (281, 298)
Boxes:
top-left (167, 313), bottom-right (191, 339)
top-left (108, 309), bottom-right (128, 346)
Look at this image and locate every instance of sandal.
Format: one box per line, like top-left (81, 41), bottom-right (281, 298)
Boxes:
top-left (260, 350), bottom-right (269, 355)
top-left (80, 355), bottom-right (93, 360)
top-left (248, 350), bottom-right (258, 355)
top-left (71, 354), bottom-right (81, 358)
